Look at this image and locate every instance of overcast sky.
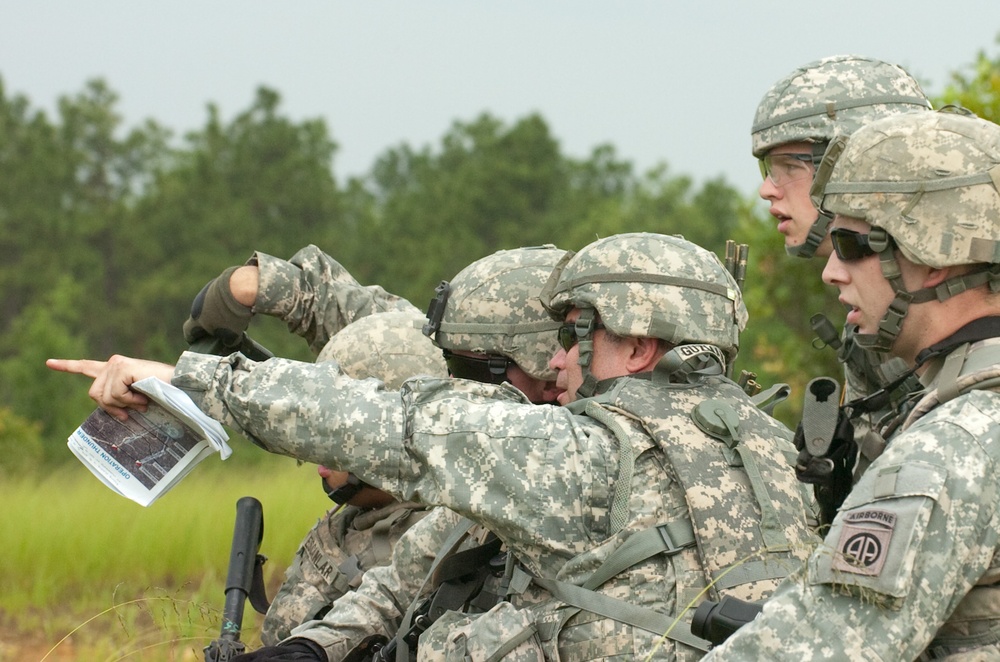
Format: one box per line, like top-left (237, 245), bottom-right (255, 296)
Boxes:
top-left (2, 2), bottom-right (998, 198)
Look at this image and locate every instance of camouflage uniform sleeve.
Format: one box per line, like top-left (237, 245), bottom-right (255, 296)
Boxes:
top-left (172, 351), bottom-right (616, 577)
top-left (704, 391), bottom-right (1000, 661)
top-left (252, 245), bottom-right (419, 354)
top-left (285, 507), bottom-right (466, 658)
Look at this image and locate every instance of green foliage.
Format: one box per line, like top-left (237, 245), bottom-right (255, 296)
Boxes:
top-left (0, 406), bottom-right (44, 475)
top-left (3, 39), bottom-right (999, 463)
top-left (936, 34), bottom-right (1000, 121)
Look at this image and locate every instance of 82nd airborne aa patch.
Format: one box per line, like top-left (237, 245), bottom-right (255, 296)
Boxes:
top-left (832, 509), bottom-right (896, 576)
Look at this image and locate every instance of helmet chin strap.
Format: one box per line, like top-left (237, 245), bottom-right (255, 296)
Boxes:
top-left (785, 142), bottom-right (832, 260)
top-left (855, 227), bottom-right (1000, 353)
top-left (573, 308), bottom-right (603, 399)
top-left (785, 210), bottom-right (832, 259)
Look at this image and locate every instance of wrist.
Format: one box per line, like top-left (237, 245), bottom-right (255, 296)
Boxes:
top-left (229, 266), bottom-right (260, 308)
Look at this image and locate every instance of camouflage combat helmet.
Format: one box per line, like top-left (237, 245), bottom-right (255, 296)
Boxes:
top-left (422, 245), bottom-right (567, 382)
top-left (753, 54), bottom-right (932, 258)
top-left (316, 310), bottom-right (448, 504)
top-left (317, 310), bottom-right (447, 388)
top-left (813, 108), bottom-right (1000, 352)
top-left (542, 233), bottom-right (746, 397)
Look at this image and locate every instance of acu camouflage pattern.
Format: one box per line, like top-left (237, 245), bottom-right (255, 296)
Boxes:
top-left (316, 310), bottom-right (447, 388)
top-left (252, 244), bottom-right (418, 355)
top-left (247, 246), bottom-right (444, 645)
top-left (590, 377), bottom-right (817, 603)
top-left (171, 347), bottom-right (801, 660)
top-left (816, 109), bottom-right (1000, 268)
top-left (751, 54), bottom-right (931, 158)
top-left (171, 234), bottom-right (808, 660)
top-left (429, 245), bottom-right (566, 381)
top-left (543, 233), bottom-right (746, 361)
top-left (288, 507), bottom-right (552, 660)
top-left (705, 339), bottom-right (1000, 660)
top-left (261, 501), bottom-right (431, 645)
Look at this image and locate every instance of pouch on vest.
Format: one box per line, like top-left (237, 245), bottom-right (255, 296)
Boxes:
top-left (416, 602), bottom-right (545, 662)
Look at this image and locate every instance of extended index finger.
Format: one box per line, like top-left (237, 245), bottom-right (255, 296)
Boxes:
top-left (45, 358), bottom-right (109, 378)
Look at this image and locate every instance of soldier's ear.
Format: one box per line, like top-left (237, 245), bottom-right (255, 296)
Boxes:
top-left (625, 336), bottom-right (662, 374)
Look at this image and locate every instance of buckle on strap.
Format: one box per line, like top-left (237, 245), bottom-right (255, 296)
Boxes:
top-left (658, 520), bottom-right (697, 554)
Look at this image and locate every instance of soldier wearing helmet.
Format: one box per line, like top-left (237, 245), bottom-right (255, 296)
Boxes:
top-left (262, 310), bottom-right (449, 645)
top-left (248, 245), bottom-right (567, 661)
top-left (706, 109), bottom-right (1000, 660)
top-left (753, 54), bottom-right (932, 259)
top-left (753, 56), bottom-right (933, 521)
top-left (50, 233), bottom-right (817, 662)
top-left (177, 246), bottom-right (448, 646)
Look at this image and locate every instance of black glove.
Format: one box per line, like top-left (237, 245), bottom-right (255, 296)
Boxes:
top-left (183, 265), bottom-right (253, 346)
top-left (231, 639), bottom-right (327, 662)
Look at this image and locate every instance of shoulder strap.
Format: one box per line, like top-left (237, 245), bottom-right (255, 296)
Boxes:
top-left (393, 518), bottom-right (475, 662)
top-left (532, 574), bottom-right (711, 652)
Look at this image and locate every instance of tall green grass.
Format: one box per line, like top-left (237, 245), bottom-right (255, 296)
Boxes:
top-left (1, 451), bottom-right (336, 661)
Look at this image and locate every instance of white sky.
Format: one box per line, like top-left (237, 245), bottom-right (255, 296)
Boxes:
top-left (2, 1), bottom-right (998, 197)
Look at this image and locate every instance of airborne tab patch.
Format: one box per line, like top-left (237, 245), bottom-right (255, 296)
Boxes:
top-left (832, 509), bottom-right (896, 576)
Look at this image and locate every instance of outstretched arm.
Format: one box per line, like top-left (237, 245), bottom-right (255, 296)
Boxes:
top-left (46, 355), bottom-right (176, 421)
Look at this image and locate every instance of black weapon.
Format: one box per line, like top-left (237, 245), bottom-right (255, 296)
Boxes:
top-left (690, 595), bottom-right (764, 646)
top-left (204, 496), bottom-right (271, 662)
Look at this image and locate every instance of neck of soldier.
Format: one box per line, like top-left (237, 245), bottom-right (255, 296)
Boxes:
top-left (898, 287), bottom-right (1000, 372)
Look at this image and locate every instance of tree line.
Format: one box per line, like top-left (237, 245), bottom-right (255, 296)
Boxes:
top-left (3, 41), bottom-right (998, 469)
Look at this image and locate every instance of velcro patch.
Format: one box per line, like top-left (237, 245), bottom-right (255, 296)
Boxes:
top-left (832, 509), bottom-right (896, 576)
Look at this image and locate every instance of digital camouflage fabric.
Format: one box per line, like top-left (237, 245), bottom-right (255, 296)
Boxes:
top-left (751, 54), bottom-right (931, 159)
top-left (247, 248), bottom-right (441, 645)
top-left (816, 108), bottom-right (1000, 269)
top-left (427, 245), bottom-right (567, 381)
top-left (261, 501), bottom-right (431, 645)
top-left (172, 233), bottom-right (815, 660)
top-left (252, 244), bottom-right (416, 355)
top-left (705, 108), bottom-right (1000, 662)
top-left (316, 310), bottom-right (447, 388)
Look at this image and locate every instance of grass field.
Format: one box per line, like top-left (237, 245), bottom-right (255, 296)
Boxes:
top-left (1, 450), bottom-right (335, 661)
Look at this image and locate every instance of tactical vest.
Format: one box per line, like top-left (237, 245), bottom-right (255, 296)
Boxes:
top-left (414, 374), bottom-right (817, 661)
top-left (534, 377), bottom-right (816, 643)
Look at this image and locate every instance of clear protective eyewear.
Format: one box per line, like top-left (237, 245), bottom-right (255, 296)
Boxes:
top-left (758, 152), bottom-right (815, 187)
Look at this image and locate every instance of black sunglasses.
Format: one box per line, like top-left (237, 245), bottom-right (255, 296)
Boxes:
top-left (442, 349), bottom-right (512, 385)
top-left (557, 321), bottom-right (606, 351)
top-left (829, 228), bottom-right (880, 261)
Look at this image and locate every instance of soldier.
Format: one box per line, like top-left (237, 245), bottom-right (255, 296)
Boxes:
top-left (706, 108), bottom-right (1000, 659)
top-left (181, 244), bottom-right (561, 646)
top-left (245, 244), bottom-right (569, 661)
top-left (262, 311), bottom-right (448, 645)
top-left (752, 55), bottom-right (933, 522)
top-left (49, 233), bottom-right (816, 661)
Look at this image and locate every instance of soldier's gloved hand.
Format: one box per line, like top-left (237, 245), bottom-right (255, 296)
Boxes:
top-left (182, 266), bottom-right (253, 347)
top-left (230, 639), bottom-right (327, 662)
